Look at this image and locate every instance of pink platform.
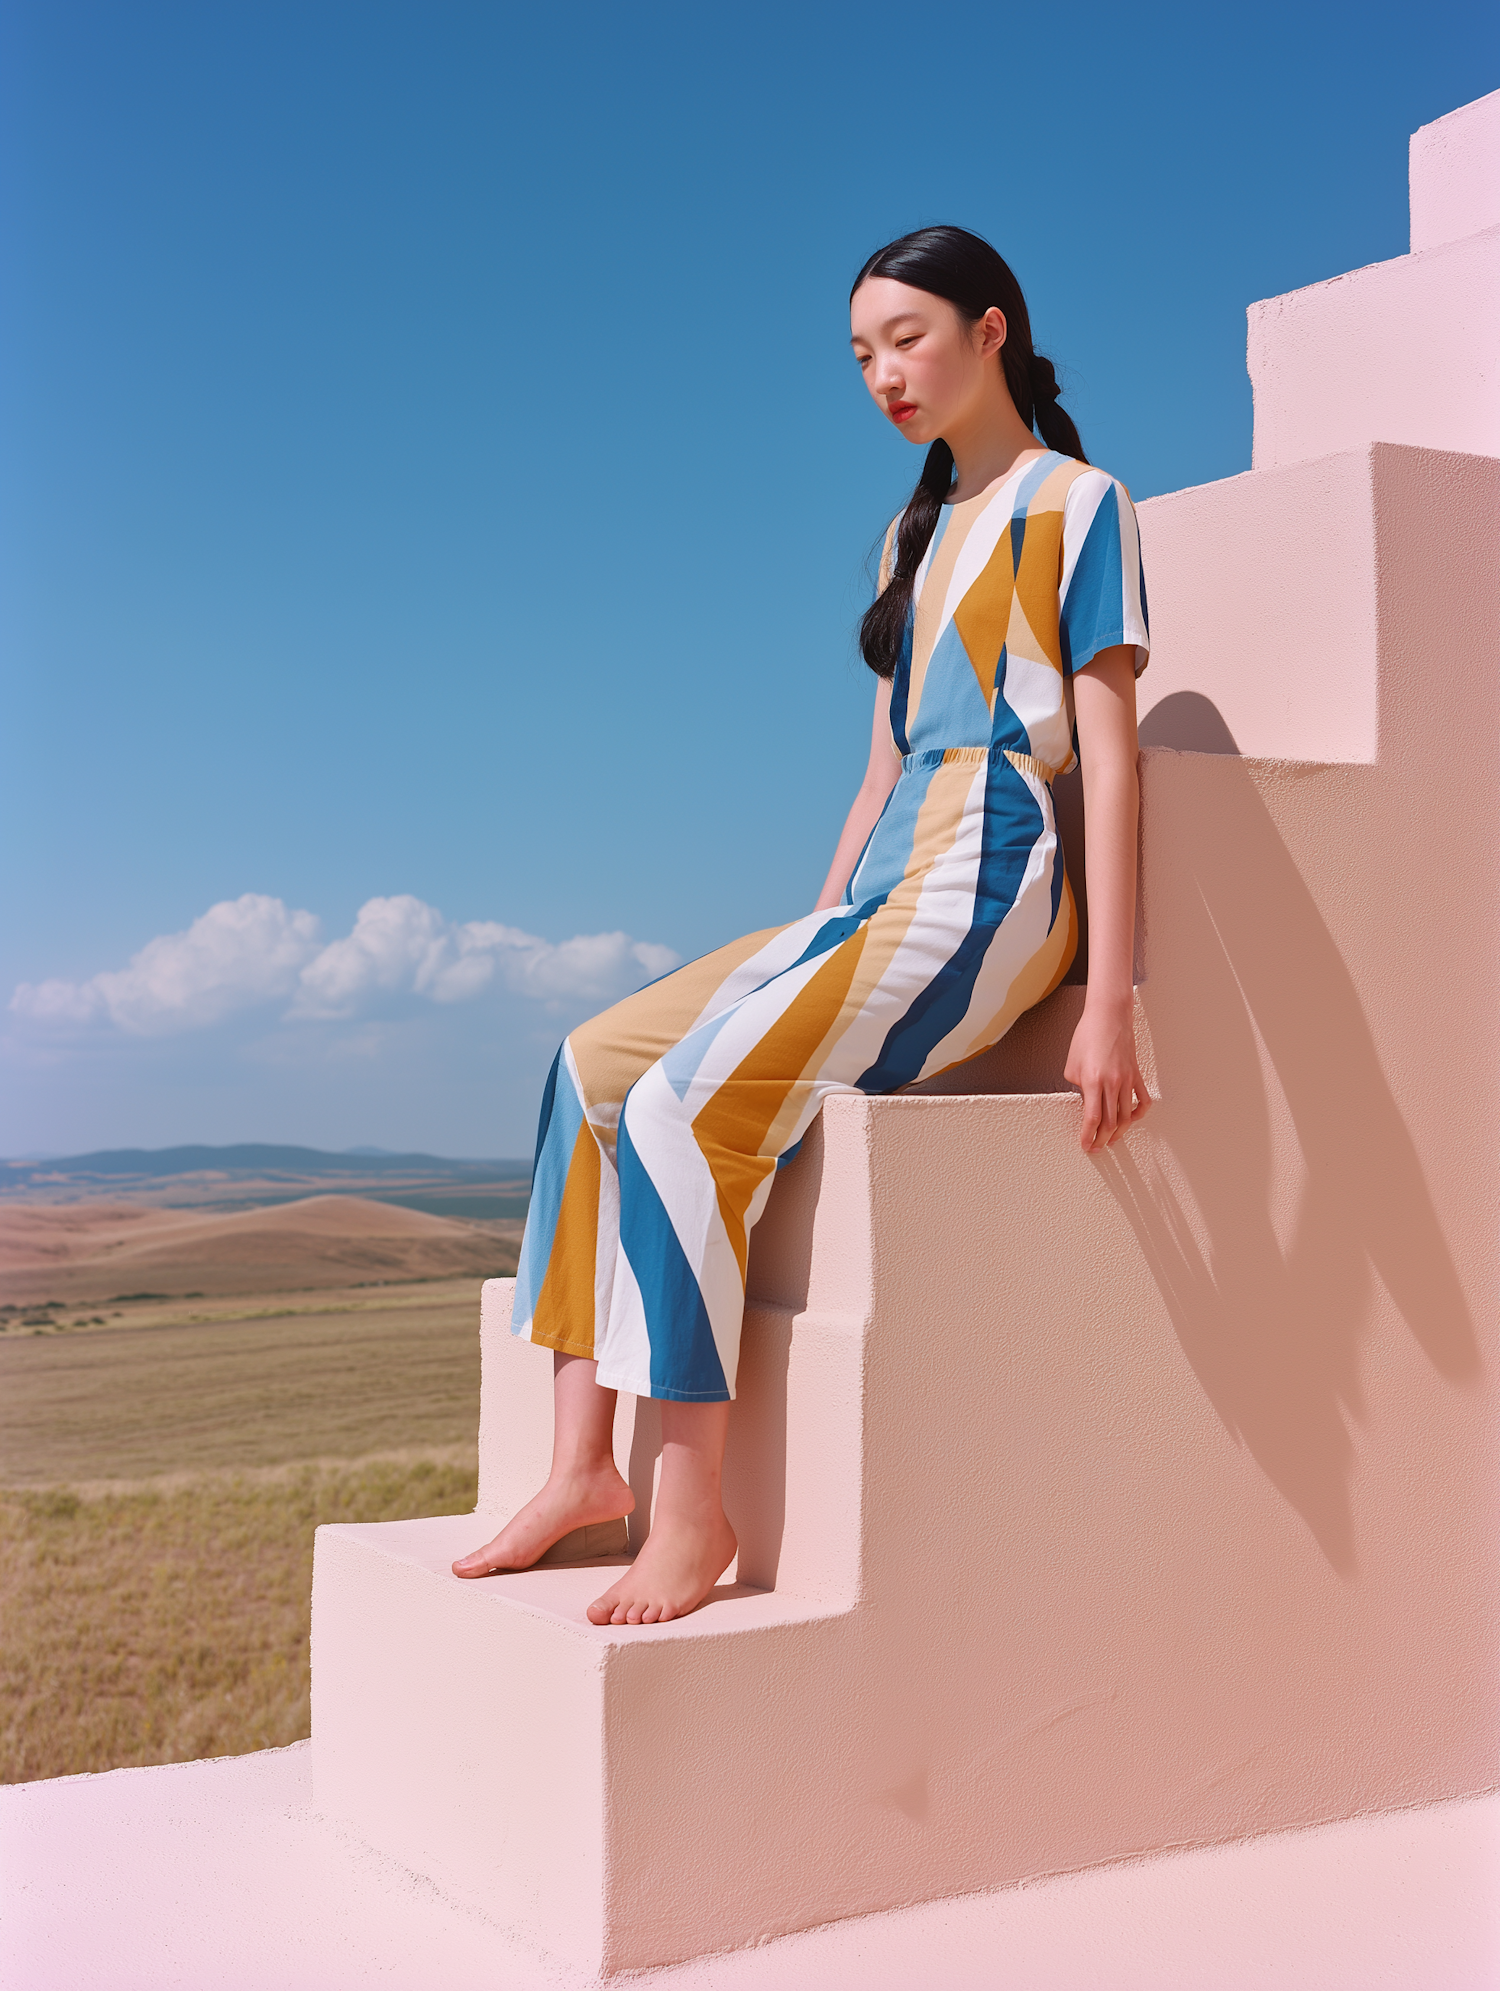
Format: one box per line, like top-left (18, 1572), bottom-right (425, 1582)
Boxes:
top-left (5, 89), bottom-right (1498, 1990)
top-left (5, 1747), bottom-right (1496, 1989)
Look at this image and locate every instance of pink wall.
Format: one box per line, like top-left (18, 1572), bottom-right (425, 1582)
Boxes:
top-left (1134, 451), bottom-right (1380, 762)
top-left (1410, 87), bottom-right (1500, 250)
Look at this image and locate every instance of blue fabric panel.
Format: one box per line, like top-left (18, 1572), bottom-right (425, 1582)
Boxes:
top-left (1013, 453), bottom-right (1058, 513)
top-left (513, 1044), bottom-right (584, 1326)
top-left (660, 1009), bottom-right (736, 1103)
top-left (989, 642), bottom-right (1036, 759)
top-left (781, 907), bottom-right (871, 975)
top-left (888, 617), bottom-right (913, 754)
top-left (911, 620), bottom-right (999, 751)
top-left (617, 1104), bottom-right (730, 1402)
top-left (851, 753), bottom-right (935, 904)
top-left (531, 1047), bottom-right (561, 1179)
top-left (855, 753), bottom-right (1046, 1092)
top-left (971, 751), bottom-right (1050, 927)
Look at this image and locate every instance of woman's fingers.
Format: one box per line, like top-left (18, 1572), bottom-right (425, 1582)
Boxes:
top-left (1085, 1075), bottom-right (1120, 1151)
top-left (1078, 1062), bottom-right (1154, 1152)
top-left (1106, 1072), bottom-right (1151, 1144)
top-left (1111, 1076), bottom-right (1137, 1145)
top-left (1081, 1070), bottom-right (1150, 1150)
top-left (1095, 1081), bottom-right (1120, 1151)
top-left (1078, 1080), bottom-right (1102, 1152)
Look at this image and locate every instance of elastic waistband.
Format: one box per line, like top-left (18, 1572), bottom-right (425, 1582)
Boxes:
top-left (899, 744), bottom-right (1062, 785)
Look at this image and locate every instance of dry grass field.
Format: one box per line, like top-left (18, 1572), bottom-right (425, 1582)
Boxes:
top-left (0, 1278), bottom-right (497, 1483)
top-left (0, 1194), bottom-right (522, 1783)
top-left (0, 1453), bottom-right (478, 1782)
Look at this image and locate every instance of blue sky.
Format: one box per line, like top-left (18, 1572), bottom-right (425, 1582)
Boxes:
top-left (3, 0), bottom-right (1496, 1158)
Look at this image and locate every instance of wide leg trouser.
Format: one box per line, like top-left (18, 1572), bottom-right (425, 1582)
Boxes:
top-left (512, 755), bottom-right (1076, 1400)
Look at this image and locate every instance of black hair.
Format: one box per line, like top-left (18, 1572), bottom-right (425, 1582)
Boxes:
top-left (852, 225), bottom-right (1087, 679)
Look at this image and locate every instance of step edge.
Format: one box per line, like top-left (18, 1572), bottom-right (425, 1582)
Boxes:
top-left (313, 1520), bottom-right (850, 1645)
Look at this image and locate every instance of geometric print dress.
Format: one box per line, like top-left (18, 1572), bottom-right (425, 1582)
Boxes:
top-left (512, 451), bottom-right (1150, 1403)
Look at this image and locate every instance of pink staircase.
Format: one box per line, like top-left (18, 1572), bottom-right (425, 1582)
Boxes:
top-left (308, 90), bottom-right (1500, 1979)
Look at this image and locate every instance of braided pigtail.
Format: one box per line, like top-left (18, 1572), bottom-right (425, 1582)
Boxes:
top-left (1027, 351), bottom-right (1087, 464)
top-left (858, 439), bottom-right (953, 681)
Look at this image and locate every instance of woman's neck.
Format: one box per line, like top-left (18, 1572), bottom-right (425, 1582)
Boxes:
top-left (945, 394), bottom-right (1048, 503)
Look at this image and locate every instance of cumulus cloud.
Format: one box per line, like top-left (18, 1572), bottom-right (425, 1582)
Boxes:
top-left (11, 893), bottom-right (680, 1036)
top-left (290, 896), bottom-right (679, 1017)
top-left (11, 895), bottom-right (324, 1035)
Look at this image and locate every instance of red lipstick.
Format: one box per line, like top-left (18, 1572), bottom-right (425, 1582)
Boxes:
top-left (888, 400), bottom-right (917, 424)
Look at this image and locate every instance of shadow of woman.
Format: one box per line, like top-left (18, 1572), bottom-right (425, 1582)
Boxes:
top-left (1101, 751), bottom-right (1481, 1577)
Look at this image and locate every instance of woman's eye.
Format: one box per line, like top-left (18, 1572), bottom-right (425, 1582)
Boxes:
top-left (896, 336), bottom-right (917, 349)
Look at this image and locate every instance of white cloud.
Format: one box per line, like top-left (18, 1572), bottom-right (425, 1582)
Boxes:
top-left (12, 893), bottom-right (680, 1036)
top-left (11, 894), bottom-right (324, 1035)
top-left (291, 895), bottom-right (678, 1016)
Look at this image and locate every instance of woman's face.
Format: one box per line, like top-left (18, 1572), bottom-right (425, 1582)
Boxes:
top-left (849, 276), bottom-right (1006, 446)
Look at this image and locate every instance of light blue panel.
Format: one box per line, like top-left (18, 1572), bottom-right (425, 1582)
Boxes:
top-left (850, 754), bottom-right (937, 905)
top-left (512, 1045), bottom-right (586, 1326)
top-left (907, 619), bottom-right (996, 752)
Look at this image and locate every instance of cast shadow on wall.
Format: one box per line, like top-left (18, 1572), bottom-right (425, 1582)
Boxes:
top-left (1031, 690), bottom-right (1236, 991)
top-left (1100, 746), bottom-right (1480, 1577)
top-left (724, 705), bottom-right (1479, 1590)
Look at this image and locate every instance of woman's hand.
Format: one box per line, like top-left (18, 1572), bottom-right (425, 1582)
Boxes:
top-left (1064, 996), bottom-right (1151, 1152)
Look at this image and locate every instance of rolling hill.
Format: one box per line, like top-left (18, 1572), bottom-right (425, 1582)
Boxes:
top-left (0, 1144), bottom-right (532, 1219)
top-left (0, 1194), bottom-right (517, 1306)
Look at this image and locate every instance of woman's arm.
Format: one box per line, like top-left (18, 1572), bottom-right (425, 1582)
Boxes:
top-left (815, 677), bottom-right (900, 911)
top-left (1064, 648), bottom-right (1151, 1152)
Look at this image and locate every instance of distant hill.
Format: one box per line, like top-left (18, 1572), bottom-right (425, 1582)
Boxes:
top-left (0, 1143), bottom-right (527, 1183)
top-left (0, 1193), bottom-right (518, 1305)
top-left (0, 1144), bottom-right (533, 1219)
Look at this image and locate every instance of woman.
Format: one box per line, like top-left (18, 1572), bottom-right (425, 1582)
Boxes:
top-left (454, 226), bottom-right (1151, 1624)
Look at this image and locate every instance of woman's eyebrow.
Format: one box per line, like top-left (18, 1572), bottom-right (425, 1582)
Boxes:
top-left (849, 314), bottom-right (925, 345)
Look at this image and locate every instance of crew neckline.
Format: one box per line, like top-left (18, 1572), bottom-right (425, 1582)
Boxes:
top-left (942, 448), bottom-right (1055, 508)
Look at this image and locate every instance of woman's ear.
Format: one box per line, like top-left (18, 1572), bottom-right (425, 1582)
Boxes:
top-left (977, 306), bottom-right (1008, 358)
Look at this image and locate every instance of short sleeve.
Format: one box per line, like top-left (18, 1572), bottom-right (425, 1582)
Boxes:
top-left (1059, 471), bottom-right (1150, 679)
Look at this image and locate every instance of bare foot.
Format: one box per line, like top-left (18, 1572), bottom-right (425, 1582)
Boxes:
top-left (585, 1508), bottom-right (737, 1625)
top-left (452, 1463), bottom-right (634, 1578)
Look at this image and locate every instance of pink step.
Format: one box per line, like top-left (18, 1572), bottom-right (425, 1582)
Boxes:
top-left (1247, 92), bottom-right (1500, 469)
top-left (1410, 87), bottom-right (1500, 251)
